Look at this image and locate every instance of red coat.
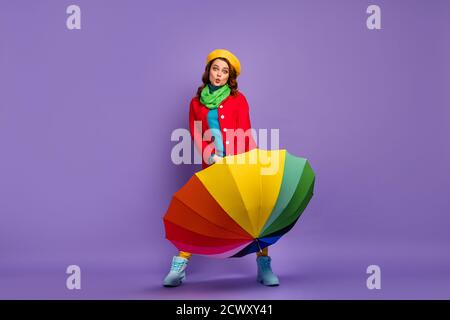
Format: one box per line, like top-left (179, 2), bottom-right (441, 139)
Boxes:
top-left (189, 91), bottom-right (257, 169)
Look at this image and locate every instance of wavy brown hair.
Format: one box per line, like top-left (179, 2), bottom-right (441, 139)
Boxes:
top-left (196, 57), bottom-right (239, 99)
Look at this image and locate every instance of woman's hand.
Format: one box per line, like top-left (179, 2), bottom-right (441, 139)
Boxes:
top-left (212, 154), bottom-right (223, 164)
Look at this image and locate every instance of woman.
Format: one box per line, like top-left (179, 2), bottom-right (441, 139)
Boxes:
top-left (163, 49), bottom-right (279, 287)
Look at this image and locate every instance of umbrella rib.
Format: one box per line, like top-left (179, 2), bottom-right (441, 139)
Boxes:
top-left (223, 162), bottom-right (258, 237)
top-left (171, 196), bottom-right (252, 240)
top-left (257, 157), bottom-right (263, 238)
top-left (164, 219), bottom-right (251, 246)
top-left (260, 152), bottom-right (304, 235)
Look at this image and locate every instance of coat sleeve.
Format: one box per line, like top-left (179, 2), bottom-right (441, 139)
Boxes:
top-left (189, 99), bottom-right (215, 162)
top-left (236, 94), bottom-right (257, 151)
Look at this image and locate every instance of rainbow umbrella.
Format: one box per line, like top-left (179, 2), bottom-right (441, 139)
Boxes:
top-left (163, 148), bottom-right (315, 258)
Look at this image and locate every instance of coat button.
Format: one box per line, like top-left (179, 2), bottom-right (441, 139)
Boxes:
top-left (223, 128), bottom-right (227, 132)
top-left (226, 141), bottom-right (230, 145)
top-left (220, 115), bottom-right (225, 119)
top-left (219, 105), bottom-right (223, 109)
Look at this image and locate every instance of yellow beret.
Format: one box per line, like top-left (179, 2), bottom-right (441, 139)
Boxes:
top-left (206, 49), bottom-right (241, 76)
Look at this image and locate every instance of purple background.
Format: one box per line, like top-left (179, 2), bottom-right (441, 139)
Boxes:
top-left (1, 0), bottom-right (449, 299)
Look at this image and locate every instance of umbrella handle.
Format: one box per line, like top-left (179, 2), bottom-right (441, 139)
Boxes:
top-left (256, 239), bottom-right (263, 253)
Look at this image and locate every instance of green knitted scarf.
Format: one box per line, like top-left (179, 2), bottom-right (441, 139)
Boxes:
top-left (200, 84), bottom-right (231, 109)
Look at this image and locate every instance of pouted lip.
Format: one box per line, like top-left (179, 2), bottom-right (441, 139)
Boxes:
top-left (215, 79), bottom-right (221, 83)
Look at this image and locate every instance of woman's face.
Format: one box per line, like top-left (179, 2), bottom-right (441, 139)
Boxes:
top-left (209, 59), bottom-right (229, 87)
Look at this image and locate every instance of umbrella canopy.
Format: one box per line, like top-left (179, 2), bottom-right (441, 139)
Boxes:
top-left (163, 148), bottom-right (315, 258)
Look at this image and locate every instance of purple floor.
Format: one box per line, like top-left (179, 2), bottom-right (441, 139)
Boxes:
top-left (2, 237), bottom-right (449, 300)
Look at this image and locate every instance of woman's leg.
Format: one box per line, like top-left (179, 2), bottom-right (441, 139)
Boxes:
top-left (256, 247), bottom-right (279, 286)
top-left (178, 251), bottom-right (192, 259)
top-left (256, 247), bottom-right (268, 257)
top-left (163, 251), bottom-right (192, 287)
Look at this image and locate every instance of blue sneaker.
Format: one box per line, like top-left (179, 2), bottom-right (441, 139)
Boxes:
top-left (163, 256), bottom-right (188, 287)
top-left (256, 256), bottom-right (279, 286)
